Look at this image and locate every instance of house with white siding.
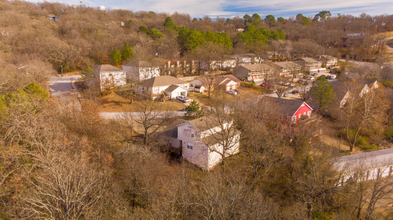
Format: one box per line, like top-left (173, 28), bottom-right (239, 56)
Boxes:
top-left (92, 64), bottom-right (126, 91)
top-left (137, 76), bottom-right (189, 99)
top-left (122, 60), bottom-right (160, 82)
top-left (156, 115), bottom-right (241, 170)
top-left (333, 148), bottom-right (393, 183)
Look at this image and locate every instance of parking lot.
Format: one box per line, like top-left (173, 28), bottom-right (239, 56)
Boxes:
top-left (272, 68), bottom-right (338, 99)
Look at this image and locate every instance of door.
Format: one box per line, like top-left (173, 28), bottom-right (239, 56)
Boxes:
top-left (179, 140), bottom-right (182, 148)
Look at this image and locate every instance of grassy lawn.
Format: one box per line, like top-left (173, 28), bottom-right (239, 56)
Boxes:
top-left (97, 92), bottom-right (186, 112)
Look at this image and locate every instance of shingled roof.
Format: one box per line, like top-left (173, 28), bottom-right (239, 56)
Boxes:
top-left (295, 58), bottom-right (320, 63)
top-left (262, 97), bottom-right (312, 116)
top-left (334, 148), bottom-right (393, 172)
top-left (92, 64), bottom-right (123, 74)
top-left (239, 64), bottom-right (271, 71)
top-left (140, 76), bottom-right (187, 87)
top-left (187, 114), bottom-right (231, 132)
top-left (273, 61), bottom-right (301, 69)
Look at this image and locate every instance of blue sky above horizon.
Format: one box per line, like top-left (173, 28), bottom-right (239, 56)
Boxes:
top-left (26, 0), bottom-right (393, 18)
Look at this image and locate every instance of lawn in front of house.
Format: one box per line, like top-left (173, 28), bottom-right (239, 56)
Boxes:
top-left (97, 92), bottom-right (186, 112)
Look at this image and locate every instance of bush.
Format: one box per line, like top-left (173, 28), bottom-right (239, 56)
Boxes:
top-left (383, 81), bottom-right (393, 88)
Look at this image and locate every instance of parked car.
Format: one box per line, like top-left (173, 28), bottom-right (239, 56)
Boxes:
top-left (269, 89), bottom-right (277, 94)
top-left (311, 72), bottom-right (318, 76)
top-left (291, 90), bottom-right (299, 94)
top-left (267, 85), bottom-right (274, 89)
top-left (309, 77), bottom-right (315, 80)
top-left (260, 82), bottom-right (271, 87)
top-left (289, 83), bottom-right (296, 87)
top-left (329, 70), bottom-right (334, 73)
top-left (326, 75), bottom-right (332, 79)
top-left (227, 90), bottom-right (237, 95)
top-left (320, 75), bottom-right (326, 78)
top-left (278, 81), bottom-right (284, 85)
top-left (284, 82), bottom-right (290, 86)
top-left (330, 75), bottom-right (336, 79)
top-left (303, 75), bottom-right (308, 79)
top-left (176, 96), bottom-right (190, 103)
top-left (234, 89), bottom-right (240, 94)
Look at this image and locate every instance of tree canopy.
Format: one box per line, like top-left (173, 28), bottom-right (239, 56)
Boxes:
top-left (237, 25), bottom-right (285, 45)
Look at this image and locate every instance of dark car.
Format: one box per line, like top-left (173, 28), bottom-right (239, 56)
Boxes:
top-left (320, 75), bottom-right (326, 78)
top-left (234, 89), bottom-right (240, 94)
top-left (326, 75), bottom-right (332, 79)
top-left (291, 90), bottom-right (299, 94)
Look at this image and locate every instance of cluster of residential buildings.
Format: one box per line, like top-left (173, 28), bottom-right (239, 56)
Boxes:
top-left (88, 55), bottom-right (340, 170)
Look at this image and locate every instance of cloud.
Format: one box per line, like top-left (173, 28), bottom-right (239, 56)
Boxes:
top-left (26, 0), bottom-right (393, 18)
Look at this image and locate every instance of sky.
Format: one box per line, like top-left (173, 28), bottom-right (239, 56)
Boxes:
top-left (26, 0), bottom-right (393, 18)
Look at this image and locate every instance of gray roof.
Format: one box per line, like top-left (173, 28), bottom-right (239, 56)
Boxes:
top-left (239, 64), bottom-right (271, 71)
top-left (273, 61), bottom-right (301, 69)
top-left (262, 97), bottom-right (312, 116)
top-left (140, 76), bottom-right (187, 87)
top-left (202, 129), bottom-right (241, 146)
top-left (158, 119), bottom-right (187, 138)
top-left (334, 148), bottom-right (393, 172)
top-left (188, 115), bottom-right (231, 132)
top-left (93, 64), bottom-right (124, 74)
top-left (295, 58), bottom-right (320, 63)
top-left (165, 85), bottom-right (184, 93)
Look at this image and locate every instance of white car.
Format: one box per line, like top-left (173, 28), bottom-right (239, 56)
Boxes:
top-left (309, 77), bottom-right (315, 80)
top-left (330, 75), bottom-right (336, 79)
top-left (176, 96), bottom-right (189, 103)
top-left (227, 90), bottom-right (237, 95)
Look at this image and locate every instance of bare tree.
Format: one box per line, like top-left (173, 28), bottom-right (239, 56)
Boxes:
top-left (23, 141), bottom-right (109, 220)
top-left (126, 99), bottom-right (172, 144)
top-left (336, 81), bottom-right (389, 151)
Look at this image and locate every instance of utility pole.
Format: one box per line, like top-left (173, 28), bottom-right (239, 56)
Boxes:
top-left (61, 64), bottom-right (63, 77)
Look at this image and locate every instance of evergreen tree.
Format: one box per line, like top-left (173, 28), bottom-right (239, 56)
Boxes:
top-left (310, 77), bottom-right (335, 112)
top-left (186, 100), bottom-right (202, 119)
top-left (138, 26), bottom-right (149, 33)
top-left (148, 29), bottom-right (165, 39)
top-left (122, 43), bottom-right (134, 61)
top-left (277, 17), bottom-right (286, 24)
top-left (163, 17), bottom-right (175, 29)
top-left (111, 49), bottom-right (122, 66)
top-left (264, 15), bottom-right (277, 27)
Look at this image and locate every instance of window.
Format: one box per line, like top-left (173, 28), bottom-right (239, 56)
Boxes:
top-left (279, 115), bottom-right (283, 120)
top-left (191, 130), bottom-right (194, 137)
top-left (299, 114), bottom-right (301, 119)
top-left (293, 116), bottom-right (296, 122)
top-left (187, 142), bottom-right (193, 149)
top-left (303, 112), bottom-right (306, 116)
top-left (287, 116), bottom-right (290, 122)
top-left (307, 111), bottom-right (311, 116)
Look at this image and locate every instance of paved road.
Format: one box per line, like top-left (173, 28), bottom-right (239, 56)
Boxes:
top-left (48, 75), bottom-right (82, 109)
top-left (49, 75), bottom-right (82, 96)
top-left (99, 111), bottom-right (186, 120)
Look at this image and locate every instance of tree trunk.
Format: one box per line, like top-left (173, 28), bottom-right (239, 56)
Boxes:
top-left (350, 127), bottom-right (362, 152)
top-left (144, 129), bottom-right (148, 145)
